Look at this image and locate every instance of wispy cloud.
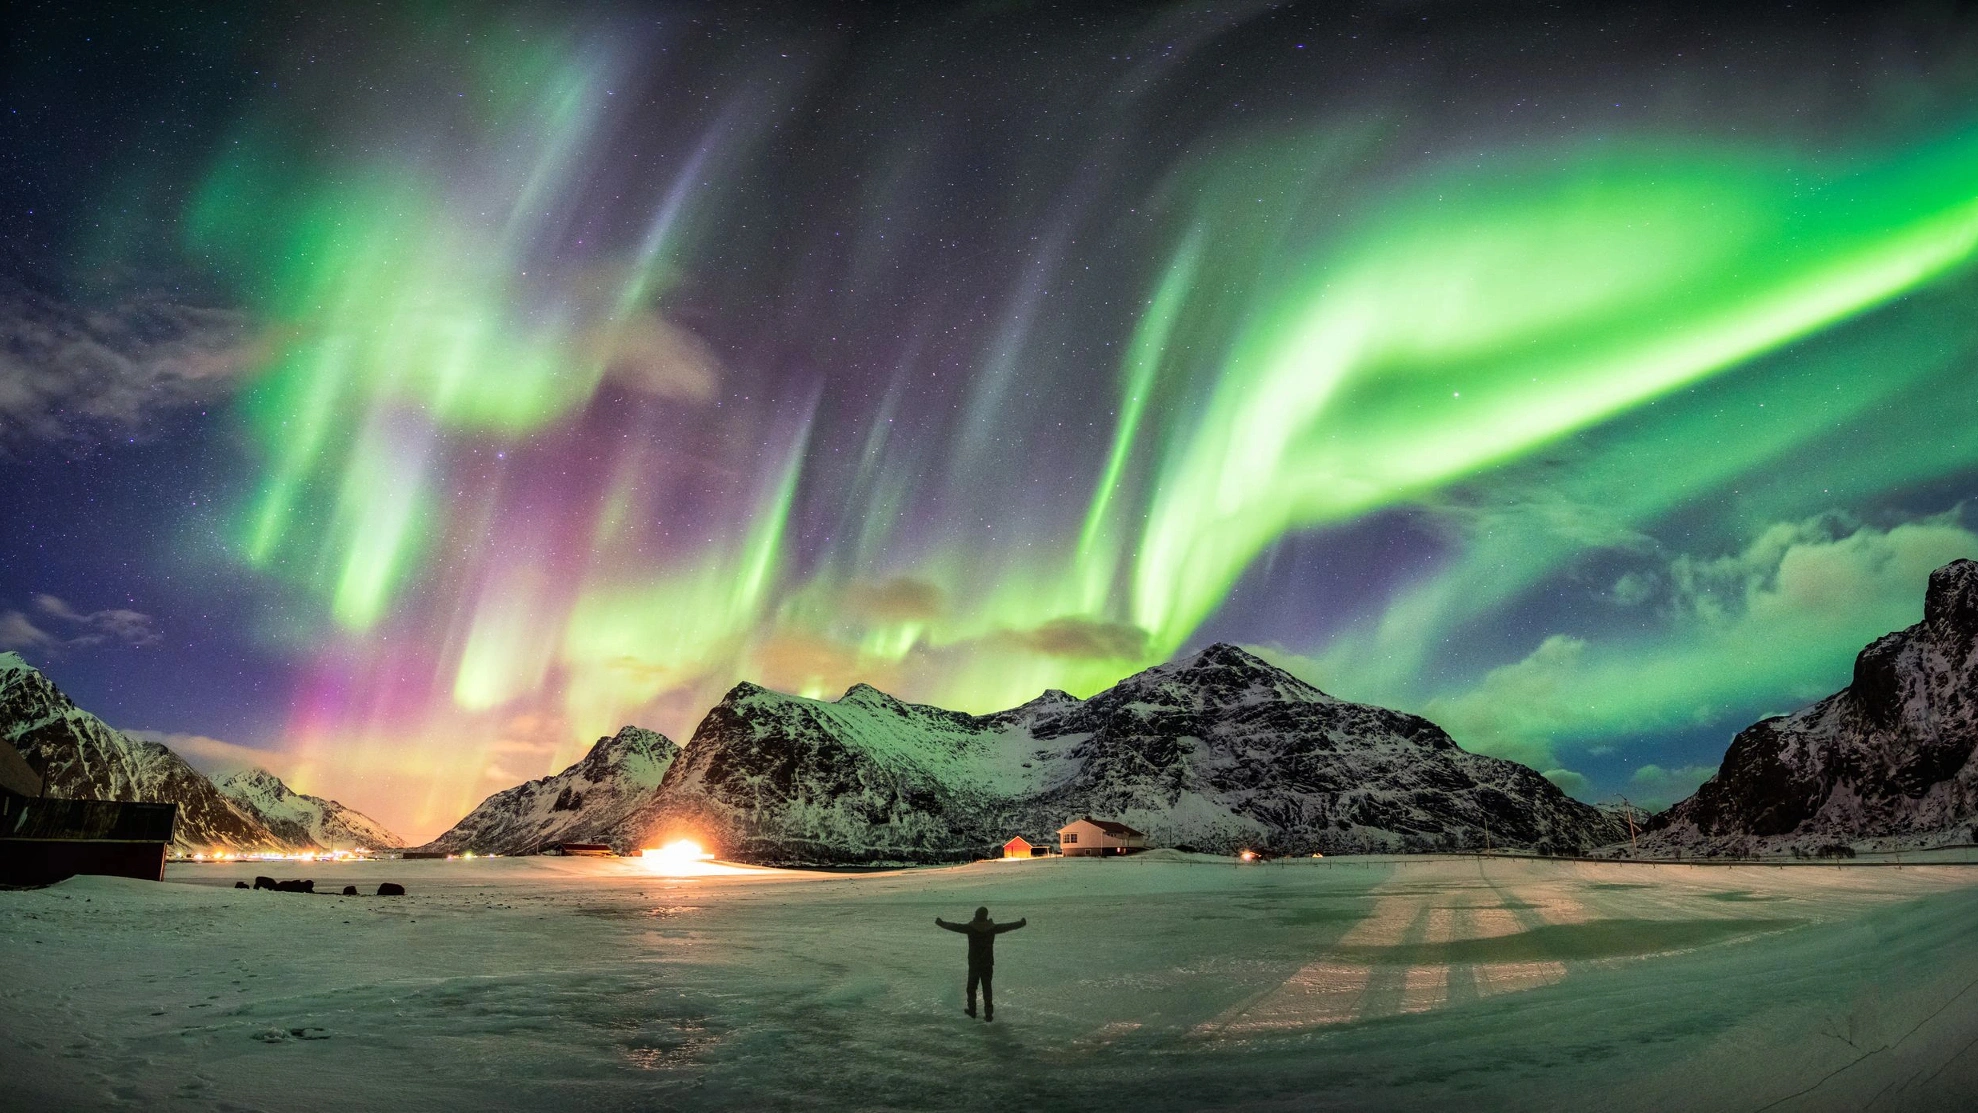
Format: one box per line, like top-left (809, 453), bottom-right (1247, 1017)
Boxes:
top-left (0, 274), bottom-right (262, 449)
top-left (127, 730), bottom-right (291, 780)
top-left (0, 594), bottom-right (161, 652)
top-left (997, 616), bottom-right (1150, 660)
top-left (1418, 508), bottom-right (1977, 769)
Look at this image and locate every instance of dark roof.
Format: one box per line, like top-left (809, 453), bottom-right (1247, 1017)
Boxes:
top-left (1, 796), bottom-right (177, 842)
top-left (1061, 816), bottom-right (1145, 838)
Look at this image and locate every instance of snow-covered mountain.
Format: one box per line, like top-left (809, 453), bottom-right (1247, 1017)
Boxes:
top-left (415, 725), bottom-right (680, 855)
top-left (1641, 558), bottom-right (1978, 857)
top-left (214, 767), bottom-right (402, 851)
top-left (629, 643), bottom-right (1624, 864)
top-left (0, 652), bottom-right (277, 852)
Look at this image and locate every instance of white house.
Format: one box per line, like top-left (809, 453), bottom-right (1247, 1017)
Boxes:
top-left (1057, 817), bottom-right (1148, 857)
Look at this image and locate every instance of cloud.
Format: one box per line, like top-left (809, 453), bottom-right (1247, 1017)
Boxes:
top-left (0, 594), bottom-right (160, 652)
top-left (33, 594), bottom-right (159, 646)
top-left (0, 610), bottom-right (59, 651)
top-left (594, 311), bottom-right (722, 402)
top-left (129, 730), bottom-right (293, 781)
top-left (1541, 768), bottom-right (1592, 801)
top-left (1420, 509), bottom-right (1977, 766)
top-left (1627, 763), bottom-right (1717, 812)
top-left (843, 577), bottom-right (945, 624)
top-left (0, 274), bottom-right (262, 447)
top-left (751, 632), bottom-right (890, 698)
top-left (999, 616), bottom-right (1150, 660)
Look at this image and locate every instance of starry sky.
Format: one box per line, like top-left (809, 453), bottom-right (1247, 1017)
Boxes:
top-left (6, 1), bottom-right (1978, 843)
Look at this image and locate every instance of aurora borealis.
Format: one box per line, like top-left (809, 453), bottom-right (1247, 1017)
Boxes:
top-left (8, 3), bottom-right (1978, 841)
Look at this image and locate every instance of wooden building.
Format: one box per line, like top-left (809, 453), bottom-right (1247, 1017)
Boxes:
top-left (0, 736), bottom-right (177, 886)
top-left (1002, 836), bottom-right (1040, 858)
top-left (1057, 817), bottom-right (1148, 857)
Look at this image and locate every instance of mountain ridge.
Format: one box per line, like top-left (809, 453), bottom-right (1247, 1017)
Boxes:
top-left (414, 725), bottom-right (681, 855)
top-left (214, 766), bottom-right (403, 851)
top-left (618, 642), bottom-right (1624, 863)
top-left (1641, 558), bottom-right (1978, 856)
top-left (0, 651), bottom-right (279, 852)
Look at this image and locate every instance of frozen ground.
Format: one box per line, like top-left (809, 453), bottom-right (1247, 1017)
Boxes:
top-left (4, 852), bottom-right (1977, 1112)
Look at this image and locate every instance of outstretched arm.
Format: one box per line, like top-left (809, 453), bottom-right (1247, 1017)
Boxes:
top-left (935, 918), bottom-right (966, 932)
top-left (994, 918), bottom-right (1027, 933)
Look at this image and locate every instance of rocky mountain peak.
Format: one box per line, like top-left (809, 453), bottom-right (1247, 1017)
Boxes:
top-left (2, 657), bottom-right (281, 852)
top-left (216, 766), bottom-right (286, 793)
top-left (1645, 557), bottom-right (1978, 855)
top-left (838, 682), bottom-right (902, 710)
top-left (1111, 641), bottom-right (1334, 708)
top-left (1184, 642), bottom-right (1272, 670)
top-left (417, 723), bottom-right (680, 855)
top-left (1924, 557), bottom-right (1978, 632)
top-left (212, 765), bottom-right (403, 851)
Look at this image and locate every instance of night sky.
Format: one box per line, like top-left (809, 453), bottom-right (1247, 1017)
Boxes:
top-left (7, 1), bottom-right (1978, 842)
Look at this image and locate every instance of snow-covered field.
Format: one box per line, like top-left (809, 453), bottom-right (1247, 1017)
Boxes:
top-left (4, 852), bottom-right (1977, 1112)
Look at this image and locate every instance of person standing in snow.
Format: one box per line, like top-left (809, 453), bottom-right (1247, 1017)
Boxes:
top-left (935, 906), bottom-right (1026, 1021)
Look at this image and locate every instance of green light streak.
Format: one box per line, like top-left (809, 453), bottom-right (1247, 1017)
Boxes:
top-left (554, 416), bottom-right (812, 738)
top-left (1072, 227), bottom-right (1201, 612)
top-left (1130, 137), bottom-right (1978, 654)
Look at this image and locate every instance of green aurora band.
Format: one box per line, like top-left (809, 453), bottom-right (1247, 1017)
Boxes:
top-left (1122, 133), bottom-right (1978, 657)
top-left (170, 23), bottom-right (1978, 817)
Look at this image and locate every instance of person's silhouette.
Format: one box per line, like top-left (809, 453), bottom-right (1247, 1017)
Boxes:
top-left (935, 906), bottom-right (1026, 1020)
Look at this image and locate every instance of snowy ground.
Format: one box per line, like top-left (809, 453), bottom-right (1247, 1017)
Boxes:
top-left (4, 852), bottom-right (1978, 1112)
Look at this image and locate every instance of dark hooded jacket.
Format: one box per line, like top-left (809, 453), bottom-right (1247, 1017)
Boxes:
top-left (936, 915), bottom-right (1026, 967)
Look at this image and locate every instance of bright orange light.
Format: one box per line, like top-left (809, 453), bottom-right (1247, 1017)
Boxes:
top-left (643, 839), bottom-right (712, 865)
top-left (1239, 850), bottom-right (1257, 862)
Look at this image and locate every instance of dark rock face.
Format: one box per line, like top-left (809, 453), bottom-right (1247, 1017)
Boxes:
top-left (413, 726), bottom-right (680, 855)
top-left (633, 644), bottom-right (1624, 864)
top-left (1, 653), bottom-right (276, 853)
top-left (1645, 558), bottom-right (1978, 855)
